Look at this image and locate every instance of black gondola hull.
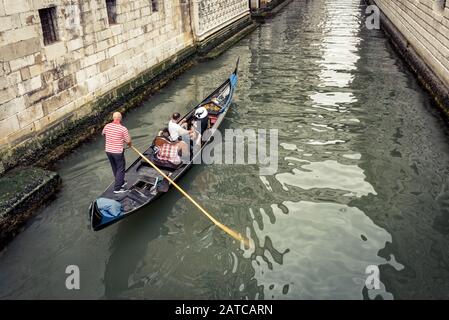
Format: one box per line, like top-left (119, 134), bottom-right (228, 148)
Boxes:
top-left (90, 61), bottom-right (239, 231)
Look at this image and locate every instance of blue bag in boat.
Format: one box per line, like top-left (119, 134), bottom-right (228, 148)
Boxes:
top-left (96, 197), bottom-right (123, 218)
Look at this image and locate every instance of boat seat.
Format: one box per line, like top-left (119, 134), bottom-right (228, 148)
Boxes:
top-left (149, 153), bottom-right (182, 171)
top-left (209, 115), bottom-right (218, 126)
top-left (201, 101), bottom-right (222, 116)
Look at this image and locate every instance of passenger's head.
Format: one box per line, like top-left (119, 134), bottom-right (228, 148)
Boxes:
top-left (172, 113), bottom-right (181, 121)
top-left (161, 127), bottom-right (170, 138)
top-left (113, 112), bottom-right (122, 122)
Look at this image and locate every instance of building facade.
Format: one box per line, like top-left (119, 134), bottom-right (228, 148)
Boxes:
top-left (0, 0), bottom-right (249, 172)
top-left (373, 0), bottom-right (449, 88)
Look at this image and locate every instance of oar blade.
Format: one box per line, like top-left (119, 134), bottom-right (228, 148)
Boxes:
top-left (132, 146), bottom-right (247, 246)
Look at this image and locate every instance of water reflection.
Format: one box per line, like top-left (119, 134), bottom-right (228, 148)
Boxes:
top-left (248, 201), bottom-right (392, 299)
top-left (1, 0), bottom-right (449, 300)
top-left (244, 0), bottom-right (393, 299)
top-left (276, 160), bottom-right (376, 197)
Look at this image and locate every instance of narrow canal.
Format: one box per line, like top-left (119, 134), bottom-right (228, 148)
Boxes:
top-left (1, 0), bottom-right (449, 299)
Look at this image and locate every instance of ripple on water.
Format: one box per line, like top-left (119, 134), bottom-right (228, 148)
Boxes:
top-left (247, 201), bottom-right (393, 299)
top-left (275, 160), bottom-right (377, 197)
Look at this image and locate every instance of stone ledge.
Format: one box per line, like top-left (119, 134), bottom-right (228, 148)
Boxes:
top-left (0, 167), bottom-right (61, 249)
top-left (200, 21), bottom-right (260, 61)
top-left (197, 14), bottom-right (253, 57)
top-left (251, 0), bottom-right (293, 21)
top-left (367, 0), bottom-right (449, 118)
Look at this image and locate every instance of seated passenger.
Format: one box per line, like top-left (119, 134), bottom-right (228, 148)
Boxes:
top-left (156, 140), bottom-right (189, 165)
top-left (168, 112), bottom-right (193, 142)
top-left (191, 107), bottom-right (209, 146)
top-left (158, 127), bottom-right (171, 139)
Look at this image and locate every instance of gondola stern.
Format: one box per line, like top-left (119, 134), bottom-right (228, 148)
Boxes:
top-left (90, 199), bottom-right (103, 231)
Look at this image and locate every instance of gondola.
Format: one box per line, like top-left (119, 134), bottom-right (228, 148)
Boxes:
top-left (89, 59), bottom-right (239, 231)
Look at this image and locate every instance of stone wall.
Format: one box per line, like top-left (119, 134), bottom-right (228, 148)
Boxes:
top-left (373, 0), bottom-right (449, 88)
top-left (0, 0), bottom-right (250, 173)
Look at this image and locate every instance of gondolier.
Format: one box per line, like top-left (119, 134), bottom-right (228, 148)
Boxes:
top-left (102, 112), bottom-right (132, 194)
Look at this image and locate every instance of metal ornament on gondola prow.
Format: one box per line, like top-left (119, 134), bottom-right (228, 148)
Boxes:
top-left (89, 59), bottom-right (245, 247)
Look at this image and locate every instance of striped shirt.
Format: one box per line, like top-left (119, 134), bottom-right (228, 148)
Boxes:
top-left (102, 121), bottom-right (130, 154)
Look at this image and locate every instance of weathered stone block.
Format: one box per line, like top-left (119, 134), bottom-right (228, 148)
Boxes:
top-left (3, 0), bottom-right (31, 15)
top-left (0, 96), bottom-right (26, 121)
top-left (0, 86), bottom-right (15, 105)
top-left (57, 75), bottom-right (75, 92)
top-left (106, 65), bottom-right (126, 81)
top-left (26, 84), bottom-right (54, 105)
top-left (44, 42), bottom-right (68, 61)
top-left (0, 25), bottom-right (37, 46)
top-left (7, 71), bottom-right (21, 86)
top-left (75, 64), bottom-right (98, 83)
top-left (42, 90), bottom-right (72, 115)
top-left (111, 24), bottom-right (123, 36)
top-left (0, 37), bottom-right (41, 61)
top-left (108, 43), bottom-right (126, 58)
top-left (20, 67), bottom-right (31, 81)
top-left (21, 11), bottom-right (38, 26)
top-left (18, 75), bottom-right (42, 95)
top-left (0, 115), bottom-right (20, 137)
top-left (85, 73), bottom-right (108, 93)
top-left (0, 2), bottom-right (5, 16)
top-left (99, 57), bottom-right (115, 72)
top-left (29, 63), bottom-right (45, 78)
top-left (67, 38), bottom-right (83, 51)
top-left (81, 51), bottom-right (106, 68)
top-left (7, 121), bottom-right (35, 144)
top-left (17, 103), bottom-right (44, 129)
top-left (8, 54), bottom-right (35, 71)
top-left (45, 101), bottom-right (77, 124)
top-left (0, 15), bottom-right (13, 33)
top-left (96, 39), bottom-right (110, 52)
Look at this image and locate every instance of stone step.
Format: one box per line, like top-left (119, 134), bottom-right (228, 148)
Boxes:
top-left (0, 167), bottom-right (60, 250)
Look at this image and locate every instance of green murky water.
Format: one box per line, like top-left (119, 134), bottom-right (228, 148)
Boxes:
top-left (1, 0), bottom-right (449, 299)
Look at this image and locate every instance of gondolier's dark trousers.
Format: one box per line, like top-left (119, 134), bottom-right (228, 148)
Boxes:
top-left (106, 152), bottom-right (126, 191)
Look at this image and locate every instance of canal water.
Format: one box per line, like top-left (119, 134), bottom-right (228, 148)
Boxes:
top-left (1, 0), bottom-right (449, 299)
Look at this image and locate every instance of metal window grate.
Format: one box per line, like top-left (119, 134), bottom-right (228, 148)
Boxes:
top-left (151, 0), bottom-right (158, 12)
top-left (38, 7), bottom-right (58, 46)
top-left (106, 0), bottom-right (117, 24)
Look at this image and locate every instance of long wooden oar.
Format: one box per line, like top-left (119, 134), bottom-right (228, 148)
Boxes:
top-left (131, 146), bottom-right (249, 247)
